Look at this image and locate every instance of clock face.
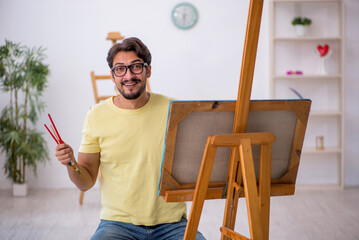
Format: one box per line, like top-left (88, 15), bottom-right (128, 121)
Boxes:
top-left (171, 2), bottom-right (198, 29)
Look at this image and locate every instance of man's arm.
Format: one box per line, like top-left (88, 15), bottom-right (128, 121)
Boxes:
top-left (55, 143), bottom-right (100, 191)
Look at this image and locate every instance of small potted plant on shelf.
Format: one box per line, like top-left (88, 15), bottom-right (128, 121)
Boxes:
top-left (0, 40), bottom-right (50, 197)
top-left (291, 16), bottom-right (312, 37)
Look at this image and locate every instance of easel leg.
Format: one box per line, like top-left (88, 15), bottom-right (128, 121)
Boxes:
top-left (239, 139), bottom-right (263, 240)
top-left (221, 139), bottom-right (271, 240)
top-left (258, 143), bottom-right (271, 239)
top-left (221, 149), bottom-right (242, 240)
top-left (184, 139), bottom-right (217, 240)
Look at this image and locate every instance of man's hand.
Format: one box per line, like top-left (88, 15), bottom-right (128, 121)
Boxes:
top-left (54, 142), bottom-right (100, 191)
top-left (55, 143), bottom-right (75, 166)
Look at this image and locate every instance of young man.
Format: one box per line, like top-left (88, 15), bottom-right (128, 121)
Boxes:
top-left (55, 37), bottom-right (205, 239)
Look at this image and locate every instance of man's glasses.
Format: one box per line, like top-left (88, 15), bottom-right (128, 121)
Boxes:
top-left (111, 63), bottom-right (148, 77)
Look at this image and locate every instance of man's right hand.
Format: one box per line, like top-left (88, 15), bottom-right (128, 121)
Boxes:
top-left (55, 143), bottom-right (75, 166)
top-left (54, 142), bottom-right (100, 191)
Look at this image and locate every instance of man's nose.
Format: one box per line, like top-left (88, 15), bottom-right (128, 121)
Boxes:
top-left (124, 68), bottom-right (135, 77)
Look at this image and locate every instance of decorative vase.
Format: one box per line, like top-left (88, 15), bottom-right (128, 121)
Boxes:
top-left (294, 25), bottom-right (307, 37)
top-left (316, 45), bottom-right (331, 75)
top-left (12, 182), bottom-right (28, 197)
top-left (318, 57), bottom-right (328, 75)
top-left (315, 136), bottom-right (325, 150)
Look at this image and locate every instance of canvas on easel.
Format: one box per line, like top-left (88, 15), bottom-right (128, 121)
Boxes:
top-left (158, 99), bottom-right (311, 239)
top-left (159, 99), bottom-right (311, 200)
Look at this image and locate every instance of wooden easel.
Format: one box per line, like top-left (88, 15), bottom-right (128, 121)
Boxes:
top-left (184, 0), bottom-right (269, 238)
top-left (185, 0), bottom-right (265, 238)
top-left (158, 0), bottom-right (300, 238)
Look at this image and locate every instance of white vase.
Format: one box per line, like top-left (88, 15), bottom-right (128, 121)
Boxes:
top-left (12, 182), bottom-right (28, 197)
top-left (294, 25), bottom-right (307, 37)
top-left (318, 57), bottom-right (328, 75)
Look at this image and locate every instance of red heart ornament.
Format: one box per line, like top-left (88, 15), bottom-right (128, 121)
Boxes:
top-left (317, 44), bottom-right (329, 57)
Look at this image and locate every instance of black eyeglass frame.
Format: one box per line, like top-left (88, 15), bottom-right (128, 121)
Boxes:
top-left (111, 62), bottom-right (148, 77)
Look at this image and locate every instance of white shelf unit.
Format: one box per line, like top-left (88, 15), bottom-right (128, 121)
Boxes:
top-left (269, 0), bottom-right (345, 187)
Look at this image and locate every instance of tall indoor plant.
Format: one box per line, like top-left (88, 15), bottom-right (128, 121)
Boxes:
top-left (0, 40), bottom-right (50, 196)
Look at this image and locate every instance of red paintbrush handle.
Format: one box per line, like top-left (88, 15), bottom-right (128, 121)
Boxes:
top-left (44, 124), bottom-right (59, 144)
top-left (48, 113), bottom-right (63, 144)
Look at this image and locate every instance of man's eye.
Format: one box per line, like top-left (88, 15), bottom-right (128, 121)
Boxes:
top-left (132, 64), bottom-right (141, 69)
top-left (115, 67), bottom-right (125, 72)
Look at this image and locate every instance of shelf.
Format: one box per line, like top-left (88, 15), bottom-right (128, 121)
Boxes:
top-left (273, 74), bottom-right (341, 80)
top-left (310, 110), bottom-right (341, 116)
top-left (302, 147), bottom-right (342, 154)
top-left (274, 37), bottom-right (341, 41)
top-left (270, 0), bottom-right (344, 187)
top-left (273, 0), bottom-right (341, 2)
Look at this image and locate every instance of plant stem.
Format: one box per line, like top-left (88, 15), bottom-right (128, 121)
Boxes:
top-left (22, 82), bottom-right (29, 183)
top-left (12, 142), bottom-right (17, 183)
top-left (22, 156), bottom-right (25, 183)
top-left (14, 87), bottom-right (19, 182)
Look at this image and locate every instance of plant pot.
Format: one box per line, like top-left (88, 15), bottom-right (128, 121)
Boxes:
top-left (12, 182), bottom-right (28, 197)
top-left (294, 25), bottom-right (308, 37)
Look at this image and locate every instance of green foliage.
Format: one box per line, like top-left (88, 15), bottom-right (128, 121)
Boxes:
top-left (291, 17), bottom-right (312, 26)
top-left (0, 40), bottom-right (50, 183)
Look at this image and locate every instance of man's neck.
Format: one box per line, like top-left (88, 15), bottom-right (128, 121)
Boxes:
top-left (113, 92), bottom-right (150, 109)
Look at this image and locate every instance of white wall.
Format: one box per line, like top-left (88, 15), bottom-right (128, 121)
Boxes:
top-left (343, 0), bottom-right (359, 186)
top-left (0, 0), bottom-right (358, 189)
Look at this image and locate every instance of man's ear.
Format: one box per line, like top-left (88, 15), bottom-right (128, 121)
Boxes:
top-left (146, 65), bottom-right (152, 78)
top-left (110, 70), bottom-right (116, 83)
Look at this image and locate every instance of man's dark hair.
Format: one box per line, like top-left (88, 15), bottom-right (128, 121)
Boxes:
top-left (107, 37), bottom-right (152, 68)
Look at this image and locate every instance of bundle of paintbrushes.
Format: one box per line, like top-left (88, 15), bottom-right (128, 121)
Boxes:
top-left (44, 113), bottom-right (81, 175)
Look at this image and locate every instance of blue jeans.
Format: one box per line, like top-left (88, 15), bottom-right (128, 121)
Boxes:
top-left (91, 218), bottom-right (206, 240)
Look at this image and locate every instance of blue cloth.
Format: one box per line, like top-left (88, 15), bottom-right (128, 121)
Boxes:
top-left (91, 217), bottom-right (206, 240)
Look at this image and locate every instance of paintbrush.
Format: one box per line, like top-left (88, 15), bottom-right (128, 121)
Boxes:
top-left (44, 114), bottom-right (81, 174)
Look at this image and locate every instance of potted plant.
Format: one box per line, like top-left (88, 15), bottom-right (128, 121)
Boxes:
top-left (0, 40), bottom-right (50, 196)
top-left (291, 17), bottom-right (312, 37)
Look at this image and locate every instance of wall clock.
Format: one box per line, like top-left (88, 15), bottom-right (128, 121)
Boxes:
top-left (171, 2), bottom-right (198, 30)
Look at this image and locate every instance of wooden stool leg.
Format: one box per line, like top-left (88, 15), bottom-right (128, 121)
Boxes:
top-left (79, 191), bottom-right (85, 205)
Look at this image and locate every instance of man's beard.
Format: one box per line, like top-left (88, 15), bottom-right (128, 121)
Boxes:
top-left (117, 78), bottom-right (147, 100)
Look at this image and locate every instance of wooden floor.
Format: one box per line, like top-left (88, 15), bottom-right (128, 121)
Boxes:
top-left (0, 187), bottom-right (358, 240)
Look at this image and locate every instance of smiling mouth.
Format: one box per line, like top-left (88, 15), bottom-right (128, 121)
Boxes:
top-left (122, 79), bottom-right (141, 87)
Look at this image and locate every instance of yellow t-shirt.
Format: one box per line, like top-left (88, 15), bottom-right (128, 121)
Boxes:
top-left (79, 93), bottom-right (186, 225)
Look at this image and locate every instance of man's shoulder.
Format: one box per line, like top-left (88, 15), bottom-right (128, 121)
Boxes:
top-left (148, 93), bottom-right (175, 115)
top-left (150, 92), bottom-right (175, 104)
top-left (151, 92), bottom-right (172, 100)
top-left (86, 97), bottom-right (113, 117)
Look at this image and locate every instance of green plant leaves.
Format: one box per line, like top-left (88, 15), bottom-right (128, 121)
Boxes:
top-left (291, 17), bottom-right (312, 26)
top-left (0, 40), bottom-right (50, 183)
